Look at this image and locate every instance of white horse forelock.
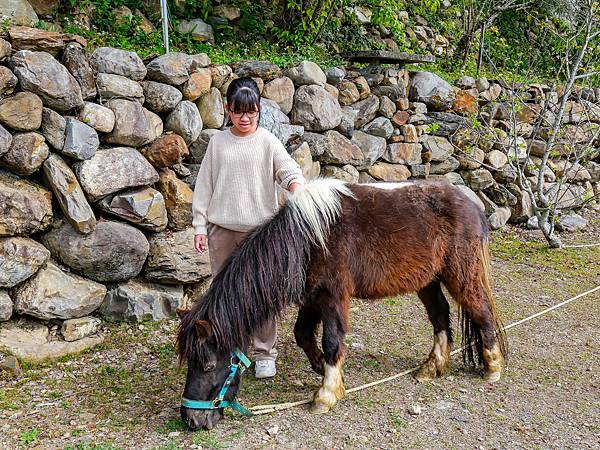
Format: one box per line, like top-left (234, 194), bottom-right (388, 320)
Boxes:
top-left (285, 178), bottom-right (354, 252)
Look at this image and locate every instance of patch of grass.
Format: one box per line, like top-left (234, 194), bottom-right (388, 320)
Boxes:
top-left (19, 428), bottom-right (39, 446)
top-left (158, 418), bottom-right (187, 435)
top-left (390, 412), bottom-right (409, 429)
top-left (192, 430), bottom-right (228, 448)
top-left (64, 444), bottom-right (120, 450)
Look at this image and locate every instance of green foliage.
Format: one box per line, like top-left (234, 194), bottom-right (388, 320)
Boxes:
top-left (19, 428), bottom-right (39, 445)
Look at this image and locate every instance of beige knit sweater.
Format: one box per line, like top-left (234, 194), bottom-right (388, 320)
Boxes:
top-left (192, 127), bottom-right (305, 235)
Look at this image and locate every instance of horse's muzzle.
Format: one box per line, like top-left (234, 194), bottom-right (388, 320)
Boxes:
top-left (181, 406), bottom-right (223, 430)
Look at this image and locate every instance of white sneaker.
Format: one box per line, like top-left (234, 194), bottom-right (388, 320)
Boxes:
top-left (255, 360), bottom-right (276, 379)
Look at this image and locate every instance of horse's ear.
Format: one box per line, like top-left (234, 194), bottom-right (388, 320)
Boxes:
top-left (195, 320), bottom-right (213, 342)
top-left (176, 307), bottom-right (190, 320)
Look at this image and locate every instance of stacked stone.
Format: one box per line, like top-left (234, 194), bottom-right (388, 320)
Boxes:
top-left (0, 36), bottom-right (598, 360)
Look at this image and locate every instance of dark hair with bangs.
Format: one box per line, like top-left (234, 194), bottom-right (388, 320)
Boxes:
top-left (226, 77), bottom-right (261, 114)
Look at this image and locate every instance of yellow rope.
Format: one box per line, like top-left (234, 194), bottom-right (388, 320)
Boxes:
top-left (249, 285), bottom-right (600, 415)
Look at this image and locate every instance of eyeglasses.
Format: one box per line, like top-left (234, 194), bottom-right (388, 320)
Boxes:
top-left (229, 110), bottom-right (259, 119)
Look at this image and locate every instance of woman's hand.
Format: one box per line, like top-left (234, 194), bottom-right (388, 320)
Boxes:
top-left (194, 234), bottom-right (208, 252)
top-left (288, 182), bottom-right (303, 193)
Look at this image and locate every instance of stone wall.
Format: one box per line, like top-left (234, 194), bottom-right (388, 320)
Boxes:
top-left (0, 36), bottom-right (598, 360)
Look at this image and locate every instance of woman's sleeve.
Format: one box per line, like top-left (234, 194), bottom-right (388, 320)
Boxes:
top-left (191, 140), bottom-right (214, 235)
top-left (272, 139), bottom-right (306, 189)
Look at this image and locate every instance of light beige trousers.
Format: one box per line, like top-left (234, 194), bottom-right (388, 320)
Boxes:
top-left (207, 224), bottom-right (278, 362)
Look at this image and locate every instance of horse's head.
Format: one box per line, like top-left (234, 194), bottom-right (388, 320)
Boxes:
top-left (176, 309), bottom-right (243, 430)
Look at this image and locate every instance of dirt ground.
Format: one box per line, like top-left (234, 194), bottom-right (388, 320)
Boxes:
top-left (1, 218), bottom-right (599, 450)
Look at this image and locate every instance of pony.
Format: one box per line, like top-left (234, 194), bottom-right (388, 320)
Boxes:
top-left (177, 179), bottom-right (508, 430)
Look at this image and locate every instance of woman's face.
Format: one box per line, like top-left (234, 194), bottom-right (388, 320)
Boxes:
top-left (226, 104), bottom-right (260, 135)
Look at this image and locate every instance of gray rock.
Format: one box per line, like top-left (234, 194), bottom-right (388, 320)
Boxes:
top-left (409, 71), bottom-right (455, 111)
top-left (62, 118), bottom-right (99, 160)
top-left (455, 75), bottom-right (476, 89)
top-left (14, 261), bottom-right (106, 319)
top-left (90, 47), bottom-right (147, 81)
top-left (259, 98), bottom-right (303, 144)
top-left (141, 80), bottom-right (183, 114)
top-left (101, 280), bottom-right (184, 322)
top-left (41, 107), bottom-right (65, 149)
top-left (42, 153), bottom-right (96, 234)
top-left (0, 0), bottom-right (38, 26)
top-left (363, 116), bottom-right (393, 138)
top-left (430, 156), bottom-right (460, 175)
top-left (291, 142), bottom-right (318, 180)
top-left (10, 50), bottom-right (83, 111)
top-left (315, 130), bottom-right (364, 166)
top-left (165, 101), bottom-right (203, 145)
top-left (73, 147), bottom-right (159, 202)
top-left (336, 107), bottom-right (358, 137)
top-left (0, 91), bottom-right (43, 131)
top-left (78, 102), bottom-right (115, 133)
top-left (103, 99), bottom-right (163, 147)
top-left (0, 290), bottom-right (11, 321)
top-left (157, 168), bottom-right (193, 230)
top-left (588, 161), bottom-right (600, 183)
top-left (352, 95), bottom-right (380, 129)
top-left (493, 164), bottom-right (517, 184)
top-left (196, 87), bottom-right (224, 129)
top-left (411, 102), bottom-right (428, 114)
top-left (177, 18), bottom-right (215, 44)
top-left (42, 220), bottom-right (149, 283)
top-left (544, 183), bottom-right (589, 210)
top-left (291, 85), bottom-right (342, 131)
top-left (325, 67), bottom-right (345, 85)
top-left (384, 143), bottom-right (422, 165)
top-left (146, 52), bottom-right (192, 86)
top-left (0, 132), bottom-right (48, 176)
top-left (189, 53), bottom-right (211, 70)
top-left (61, 317), bottom-right (101, 342)
top-left (262, 77), bottom-right (295, 114)
top-left (351, 130), bottom-right (386, 167)
top-left (285, 61), bottom-right (327, 86)
top-left (372, 83), bottom-right (407, 101)
top-left (421, 135), bottom-right (453, 162)
top-left (526, 216), bottom-right (539, 229)
top-left (455, 185), bottom-right (485, 212)
top-left (506, 185), bottom-right (533, 223)
top-left (410, 163), bottom-right (430, 178)
top-left (555, 161), bottom-right (592, 182)
top-left (231, 60), bottom-right (281, 81)
top-left (0, 38), bottom-right (11, 61)
top-left (61, 42), bottom-right (97, 100)
top-left (97, 187), bottom-right (168, 232)
top-left (462, 168), bottom-right (494, 191)
top-left (556, 213), bottom-right (587, 232)
top-left (0, 124), bottom-right (11, 158)
top-left (485, 150), bottom-right (508, 170)
top-left (483, 183), bottom-right (517, 206)
top-left (0, 237), bottom-right (50, 288)
top-left (476, 77), bottom-right (489, 92)
top-left (0, 170), bottom-right (52, 236)
top-left (367, 162), bottom-right (411, 182)
top-left (0, 319), bottom-right (104, 362)
top-left (96, 73), bottom-right (144, 102)
top-left (0, 66), bottom-right (18, 97)
top-left (321, 164), bottom-right (359, 182)
top-left (144, 228), bottom-right (211, 284)
top-left (337, 80), bottom-right (360, 106)
top-left (378, 95), bottom-right (396, 118)
top-left (477, 190), bottom-right (498, 215)
top-left (456, 148), bottom-right (485, 170)
top-left (188, 129), bottom-right (221, 164)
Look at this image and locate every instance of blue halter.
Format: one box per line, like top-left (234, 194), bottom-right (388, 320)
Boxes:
top-left (181, 348), bottom-right (253, 416)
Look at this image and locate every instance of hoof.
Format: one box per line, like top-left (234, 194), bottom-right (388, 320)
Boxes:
top-left (484, 370), bottom-right (502, 383)
top-left (310, 401), bottom-right (332, 414)
top-left (414, 359), bottom-right (446, 382)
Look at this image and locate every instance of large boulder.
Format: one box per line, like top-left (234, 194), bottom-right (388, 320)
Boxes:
top-left (97, 187), bottom-right (168, 232)
top-left (0, 237), bottom-right (50, 288)
top-left (367, 162), bottom-right (411, 181)
top-left (10, 50), bottom-right (83, 111)
top-left (61, 42), bottom-right (97, 100)
top-left (62, 118), bottom-right (99, 160)
top-left (362, 117), bottom-right (393, 139)
top-left (291, 85), bottom-right (342, 131)
top-left (0, 170), bottom-right (52, 236)
top-left (0, 132), bottom-right (48, 176)
top-left (61, 317), bottom-right (102, 342)
top-left (231, 60), bottom-right (282, 81)
top-left (352, 95), bottom-right (380, 129)
top-left (13, 261), bottom-right (106, 320)
top-left (165, 101), bottom-right (203, 145)
top-left (181, 68), bottom-right (212, 102)
top-left (42, 153), bottom-right (96, 234)
top-left (41, 107), bottom-right (65, 149)
top-left (146, 52), bottom-right (192, 86)
top-left (89, 47), bottom-right (147, 81)
top-left (177, 19), bottom-right (215, 44)
top-left (101, 280), bottom-right (184, 322)
top-left (157, 168), bottom-right (193, 230)
top-left (102, 99), bottom-right (163, 147)
top-left (0, 290), bottom-right (11, 321)
top-left (350, 130), bottom-right (386, 168)
top-left (409, 71), bottom-right (455, 111)
top-left (0, 319), bottom-right (104, 362)
top-left (144, 228), bottom-right (211, 284)
top-left (141, 80), bottom-right (183, 113)
top-left (0, 124), bottom-right (10, 158)
top-left (73, 147), bottom-right (159, 202)
top-left (0, 1), bottom-right (38, 26)
top-left (42, 220), bottom-right (149, 283)
top-left (384, 143), bottom-right (422, 165)
top-left (140, 134), bottom-right (189, 168)
top-left (196, 88), bottom-right (224, 129)
top-left (262, 77), bottom-right (295, 114)
top-left (312, 130), bottom-right (364, 166)
top-left (285, 61), bottom-right (327, 86)
top-left (78, 102), bottom-right (115, 133)
top-left (0, 91), bottom-right (43, 131)
top-left (421, 135), bottom-right (453, 162)
top-left (259, 98), bottom-right (304, 145)
top-left (188, 129), bottom-right (221, 164)
top-left (96, 73), bottom-right (144, 102)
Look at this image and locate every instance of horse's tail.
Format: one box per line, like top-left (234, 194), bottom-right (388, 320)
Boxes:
top-left (460, 231), bottom-right (508, 367)
top-left (190, 179), bottom-right (353, 354)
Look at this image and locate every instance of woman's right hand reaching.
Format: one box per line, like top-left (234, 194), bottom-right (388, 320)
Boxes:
top-left (194, 234), bottom-right (208, 253)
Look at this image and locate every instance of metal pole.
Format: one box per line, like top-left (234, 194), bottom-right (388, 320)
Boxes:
top-left (160, 0), bottom-right (169, 54)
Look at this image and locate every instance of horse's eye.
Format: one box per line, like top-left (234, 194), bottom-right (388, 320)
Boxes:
top-left (203, 362), bottom-right (216, 372)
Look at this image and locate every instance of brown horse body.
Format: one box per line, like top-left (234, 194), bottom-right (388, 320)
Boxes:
top-left (178, 180), bottom-right (507, 427)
